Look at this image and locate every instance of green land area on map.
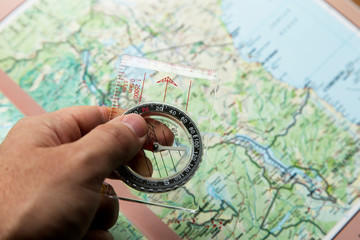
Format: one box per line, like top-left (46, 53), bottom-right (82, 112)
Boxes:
top-left (0, 0), bottom-right (360, 239)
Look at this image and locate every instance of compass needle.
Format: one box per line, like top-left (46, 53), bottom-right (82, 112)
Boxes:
top-left (153, 142), bottom-right (187, 152)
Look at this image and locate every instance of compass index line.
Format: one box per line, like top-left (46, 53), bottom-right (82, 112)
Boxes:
top-left (186, 80), bottom-right (192, 111)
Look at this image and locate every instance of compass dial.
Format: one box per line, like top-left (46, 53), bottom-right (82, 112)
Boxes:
top-left (115, 103), bottom-right (202, 193)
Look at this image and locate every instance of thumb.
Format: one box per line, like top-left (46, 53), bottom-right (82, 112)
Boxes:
top-left (70, 114), bottom-right (148, 179)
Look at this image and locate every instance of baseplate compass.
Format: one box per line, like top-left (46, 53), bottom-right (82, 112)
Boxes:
top-left (106, 54), bottom-right (217, 211)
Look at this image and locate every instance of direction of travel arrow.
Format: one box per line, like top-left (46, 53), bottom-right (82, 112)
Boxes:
top-left (156, 76), bottom-right (177, 102)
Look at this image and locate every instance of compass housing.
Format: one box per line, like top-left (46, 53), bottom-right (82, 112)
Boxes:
top-left (115, 102), bottom-right (203, 193)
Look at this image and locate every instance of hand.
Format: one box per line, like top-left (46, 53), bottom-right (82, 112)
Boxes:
top-left (0, 106), bottom-right (149, 240)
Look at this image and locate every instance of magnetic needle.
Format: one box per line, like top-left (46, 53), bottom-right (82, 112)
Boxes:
top-left (114, 102), bottom-right (202, 193)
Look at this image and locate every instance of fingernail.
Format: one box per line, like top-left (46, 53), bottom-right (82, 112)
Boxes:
top-left (120, 114), bottom-right (147, 138)
top-left (100, 182), bottom-right (116, 197)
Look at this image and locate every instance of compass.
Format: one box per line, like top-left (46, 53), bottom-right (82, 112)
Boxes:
top-left (114, 102), bottom-right (203, 193)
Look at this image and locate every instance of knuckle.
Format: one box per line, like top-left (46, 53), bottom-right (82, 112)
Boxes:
top-left (15, 116), bottom-right (36, 127)
top-left (96, 124), bottom-right (138, 153)
top-left (73, 123), bottom-right (143, 173)
top-left (9, 116), bottom-right (42, 135)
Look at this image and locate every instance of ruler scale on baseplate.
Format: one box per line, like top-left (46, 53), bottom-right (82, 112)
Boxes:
top-left (106, 55), bottom-right (217, 211)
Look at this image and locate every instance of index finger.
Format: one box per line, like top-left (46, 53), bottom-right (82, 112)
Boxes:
top-left (52, 106), bottom-right (126, 136)
top-left (3, 106), bottom-right (126, 147)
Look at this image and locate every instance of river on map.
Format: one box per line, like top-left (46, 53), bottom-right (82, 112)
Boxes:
top-left (229, 134), bottom-right (332, 201)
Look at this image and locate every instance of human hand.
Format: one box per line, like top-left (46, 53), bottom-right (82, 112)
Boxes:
top-left (0, 106), bottom-right (152, 239)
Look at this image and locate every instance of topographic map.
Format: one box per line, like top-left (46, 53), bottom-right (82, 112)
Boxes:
top-left (1, 0), bottom-right (360, 239)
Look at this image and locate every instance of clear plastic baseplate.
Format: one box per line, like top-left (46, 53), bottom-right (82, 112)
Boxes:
top-left (106, 55), bottom-right (217, 212)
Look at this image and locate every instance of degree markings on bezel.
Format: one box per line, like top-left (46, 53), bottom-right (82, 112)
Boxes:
top-left (115, 102), bottom-right (202, 193)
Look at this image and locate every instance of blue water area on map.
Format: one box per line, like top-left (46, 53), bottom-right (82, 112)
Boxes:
top-left (81, 50), bottom-right (90, 65)
top-left (102, 38), bottom-right (116, 47)
top-left (234, 134), bottom-right (288, 171)
top-left (208, 185), bottom-right (223, 201)
top-left (110, 45), bottom-right (145, 80)
top-left (81, 50), bottom-right (99, 94)
top-left (221, 0), bottom-right (360, 124)
top-left (271, 212), bottom-right (291, 233)
top-left (122, 43), bottom-right (144, 57)
top-left (113, 0), bottom-right (135, 6)
top-left (232, 135), bottom-right (327, 195)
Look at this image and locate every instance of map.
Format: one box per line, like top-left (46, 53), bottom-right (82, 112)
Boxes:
top-left (1, 0), bottom-right (360, 239)
top-left (0, 93), bottom-right (23, 142)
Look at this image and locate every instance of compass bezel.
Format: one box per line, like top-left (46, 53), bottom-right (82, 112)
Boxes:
top-left (115, 102), bottom-right (203, 193)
